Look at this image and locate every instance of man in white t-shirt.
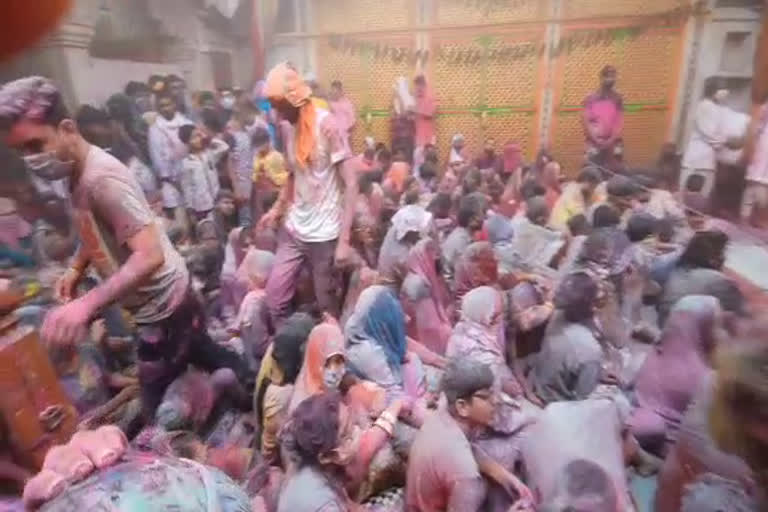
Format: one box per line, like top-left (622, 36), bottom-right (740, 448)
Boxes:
top-left (259, 63), bottom-right (357, 324)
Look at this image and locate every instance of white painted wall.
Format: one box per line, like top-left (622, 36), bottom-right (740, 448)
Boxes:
top-left (75, 58), bottom-right (183, 106)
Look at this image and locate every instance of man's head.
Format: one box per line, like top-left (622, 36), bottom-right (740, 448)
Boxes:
top-left (457, 192), bottom-right (488, 232)
top-left (555, 272), bottom-right (599, 322)
top-left (124, 81), bottom-right (152, 113)
top-left (526, 196), bottom-right (550, 226)
top-left (680, 229), bottom-right (728, 271)
top-left (218, 87), bottom-right (235, 111)
top-left (148, 74), bottom-right (166, 95)
top-left (567, 214), bottom-right (590, 238)
top-left (442, 358), bottom-right (495, 428)
top-left (451, 133), bottom-right (465, 150)
top-left (414, 75), bottom-right (427, 97)
top-left (626, 212), bottom-right (657, 243)
top-left (264, 63), bottom-right (309, 125)
top-left (484, 137), bottom-right (496, 155)
top-left (178, 124), bottom-right (205, 152)
top-left (198, 90), bottom-right (217, 111)
top-left (600, 65), bottom-right (617, 91)
top-left (76, 105), bottom-right (114, 150)
top-left (166, 74), bottom-right (185, 98)
top-left (606, 175), bottom-right (636, 211)
top-left (542, 459), bottom-right (619, 512)
top-left (576, 167), bottom-right (603, 200)
top-left (156, 92), bottom-right (177, 121)
top-left (236, 101), bottom-right (259, 128)
top-left (330, 80), bottom-right (343, 101)
top-left (251, 126), bottom-right (271, 155)
top-left (592, 204), bottom-right (621, 229)
top-left (215, 189), bottom-right (236, 217)
top-left (704, 76), bottom-right (729, 103)
top-left (0, 76), bottom-right (82, 181)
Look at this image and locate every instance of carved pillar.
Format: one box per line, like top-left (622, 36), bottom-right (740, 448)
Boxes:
top-left (37, 20), bottom-right (96, 107)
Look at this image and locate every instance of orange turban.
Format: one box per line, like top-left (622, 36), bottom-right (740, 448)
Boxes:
top-left (264, 62), bottom-right (316, 168)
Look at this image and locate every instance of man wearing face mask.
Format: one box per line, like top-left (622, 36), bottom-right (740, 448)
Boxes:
top-left (218, 87), bottom-right (236, 124)
top-left (0, 76), bottom-right (251, 419)
top-left (681, 77), bottom-right (733, 200)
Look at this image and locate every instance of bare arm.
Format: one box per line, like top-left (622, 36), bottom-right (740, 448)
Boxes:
top-left (407, 336), bottom-right (447, 368)
top-left (79, 224), bottom-right (165, 316)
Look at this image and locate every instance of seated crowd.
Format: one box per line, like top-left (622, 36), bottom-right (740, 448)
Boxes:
top-left (0, 63), bottom-right (766, 512)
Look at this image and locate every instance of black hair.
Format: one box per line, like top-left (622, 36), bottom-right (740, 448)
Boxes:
top-left (601, 64), bottom-right (617, 77)
top-left (155, 91), bottom-right (175, 104)
top-left (428, 192), bottom-right (453, 217)
top-left (656, 217), bottom-right (675, 243)
top-left (559, 459), bottom-right (618, 512)
top-left (525, 196), bottom-right (550, 224)
top-left (576, 167), bottom-right (603, 185)
top-left (520, 179), bottom-right (546, 200)
top-left (567, 214), bottom-right (590, 237)
top-left (679, 229), bottom-right (729, 270)
top-left (251, 126), bottom-right (271, 148)
top-left (358, 171), bottom-right (376, 195)
top-left (626, 212), bottom-right (658, 242)
top-left (457, 192), bottom-right (487, 228)
top-left (592, 204), bottom-right (621, 228)
top-left (606, 175), bottom-right (636, 198)
top-left (291, 392), bottom-right (342, 466)
top-left (555, 272), bottom-right (599, 323)
top-left (414, 75), bottom-right (427, 85)
top-left (75, 105), bottom-right (111, 128)
top-left (177, 124), bottom-right (196, 145)
top-left (419, 161), bottom-right (438, 181)
top-left (124, 81), bottom-right (150, 97)
top-left (331, 80), bottom-right (342, 89)
top-left (442, 358), bottom-right (494, 406)
top-left (685, 173), bottom-right (706, 193)
top-left (201, 108), bottom-right (224, 134)
top-left (703, 76), bottom-right (724, 99)
top-left (199, 91), bottom-right (216, 104)
top-left (166, 74), bottom-right (184, 84)
top-left (462, 168), bottom-right (484, 195)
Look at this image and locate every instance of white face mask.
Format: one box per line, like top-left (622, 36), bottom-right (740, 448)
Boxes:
top-left (23, 151), bottom-right (74, 181)
top-left (322, 366), bottom-right (345, 390)
top-left (220, 97), bottom-right (235, 110)
top-left (714, 89), bottom-right (730, 102)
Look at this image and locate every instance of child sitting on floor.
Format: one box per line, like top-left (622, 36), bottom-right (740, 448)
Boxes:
top-left (230, 249), bottom-right (276, 372)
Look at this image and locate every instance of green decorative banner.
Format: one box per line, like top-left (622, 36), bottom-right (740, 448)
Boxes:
top-left (327, 0), bottom-right (708, 66)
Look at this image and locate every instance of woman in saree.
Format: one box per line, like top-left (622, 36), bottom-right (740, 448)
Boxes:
top-left (254, 312), bottom-right (316, 464)
top-left (346, 285), bottom-right (446, 415)
top-left (529, 272), bottom-right (609, 404)
top-left (452, 241), bottom-right (499, 308)
top-left (400, 238), bottom-right (453, 355)
top-left (630, 295), bottom-right (724, 456)
top-left (281, 322), bottom-right (415, 505)
top-left (278, 392), bottom-right (410, 512)
top-left (445, 286), bottom-right (540, 510)
top-left (377, 203), bottom-right (432, 292)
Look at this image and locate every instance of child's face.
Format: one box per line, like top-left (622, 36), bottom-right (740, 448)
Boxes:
top-left (189, 128), bottom-right (206, 152)
top-left (216, 197), bottom-right (236, 217)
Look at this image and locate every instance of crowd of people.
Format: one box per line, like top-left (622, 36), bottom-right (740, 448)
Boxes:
top-left (0, 59), bottom-right (767, 512)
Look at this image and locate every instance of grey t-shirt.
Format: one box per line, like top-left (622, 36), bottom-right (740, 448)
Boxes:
top-left (71, 146), bottom-right (189, 324)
